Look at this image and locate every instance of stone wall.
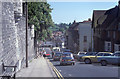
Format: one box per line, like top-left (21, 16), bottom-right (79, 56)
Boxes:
top-left (0, 1), bottom-right (35, 73)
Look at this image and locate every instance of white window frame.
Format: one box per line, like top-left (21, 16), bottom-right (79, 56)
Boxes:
top-left (105, 41), bottom-right (111, 52)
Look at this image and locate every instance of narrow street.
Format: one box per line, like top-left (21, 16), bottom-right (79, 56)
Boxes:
top-left (1, 1), bottom-right (120, 79)
top-left (50, 58), bottom-right (119, 78)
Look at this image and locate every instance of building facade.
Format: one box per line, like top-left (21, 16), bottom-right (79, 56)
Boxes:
top-left (92, 1), bottom-right (120, 52)
top-left (78, 21), bottom-right (93, 52)
top-left (65, 21), bottom-right (79, 53)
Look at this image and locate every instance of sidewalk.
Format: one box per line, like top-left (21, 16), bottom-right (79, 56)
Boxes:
top-left (16, 56), bottom-right (56, 78)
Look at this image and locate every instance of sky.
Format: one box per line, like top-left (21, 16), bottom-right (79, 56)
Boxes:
top-left (48, 1), bottom-right (118, 24)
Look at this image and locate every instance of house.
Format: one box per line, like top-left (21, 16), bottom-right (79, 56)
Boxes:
top-left (92, 1), bottom-right (120, 52)
top-left (65, 20), bottom-right (79, 53)
top-left (78, 19), bottom-right (93, 52)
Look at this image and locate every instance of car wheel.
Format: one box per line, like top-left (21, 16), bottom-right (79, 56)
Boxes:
top-left (85, 59), bottom-right (91, 64)
top-left (101, 60), bottom-right (107, 66)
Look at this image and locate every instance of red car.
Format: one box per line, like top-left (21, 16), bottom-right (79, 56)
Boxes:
top-left (43, 50), bottom-right (50, 57)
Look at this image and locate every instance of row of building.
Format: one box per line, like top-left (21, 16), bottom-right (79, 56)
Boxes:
top-left (65, 1), bottom-right (120, 53)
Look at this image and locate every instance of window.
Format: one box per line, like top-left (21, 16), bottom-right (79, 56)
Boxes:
top-left (114, 53), bottom-right (120, 56)
top-left (104, 53), bottom-right (111, 56)
top-left (97, 53), bottom-right (103, 56)
top-left (107, 42), bottom-right (111, 51)
top-left (83, 36), bottom-right (87, 42)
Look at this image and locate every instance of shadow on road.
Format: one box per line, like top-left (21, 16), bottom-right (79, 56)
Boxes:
top-left (54, 64), bottom-right (74, 67)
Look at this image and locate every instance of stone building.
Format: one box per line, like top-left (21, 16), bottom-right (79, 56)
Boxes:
top-left (65, 20), bottom-right (79, 53)
top-left (0, 0), bottom-right (35, 74)
top-left (92, 1), bottom-right (120, 52)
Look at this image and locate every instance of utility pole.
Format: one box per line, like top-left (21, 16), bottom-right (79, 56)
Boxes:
top-left (25, 1), bottom-right (28, 67)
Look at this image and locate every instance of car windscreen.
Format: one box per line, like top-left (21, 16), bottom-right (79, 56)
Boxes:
top-left (104, 53), bottom-right (112, 56)
top-left (79, 53), bottom-right (85, 55)
top-left (55, 53), bottom-right (62, 56)
top-left (62, 54), bottom-right (71, 57)
top-left (62, 57), bottom-right (73, 59)
top-left (114, 53), bottom-right (120, 56)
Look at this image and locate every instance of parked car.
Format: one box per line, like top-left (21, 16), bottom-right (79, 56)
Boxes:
top-left (53, 52), bottom-right (62, 61)
top-left (97, 51), bottom-right (120, 66)
top-left (73, 52), bottom-right (86, 59)
top-left (82, 52), bottom-right (113, 64)
top-left (78, 52), bottom-right (98, 62)
top-left (60, 52), bottom-right (75, 65)
top-left (61, 48), bottom-right (71, 52)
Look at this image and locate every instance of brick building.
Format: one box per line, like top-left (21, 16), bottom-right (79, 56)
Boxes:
top-left (92, 1), bottom-right (120, 52)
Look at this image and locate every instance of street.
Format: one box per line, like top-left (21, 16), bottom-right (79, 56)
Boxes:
top-left (49, 58), bottom-right (119, 78)
top-left (43, 47), bottom-right (120, 78)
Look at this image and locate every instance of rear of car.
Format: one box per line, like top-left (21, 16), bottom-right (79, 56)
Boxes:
top-left (60, 52), bottom-right (75, 65)
top-left (43, 48), bottom-right (51, 57)
top-left (53, 52), bottom-right (62, 61)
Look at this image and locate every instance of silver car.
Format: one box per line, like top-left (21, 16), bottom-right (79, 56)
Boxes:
top-left (53, 52), bottom-right (62, 61)
top-left (60, 52), bottom-right (75, 65)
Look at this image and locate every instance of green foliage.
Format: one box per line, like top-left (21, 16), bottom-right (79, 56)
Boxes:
top-left (48, 23), bottom-right (70, 33)
top-left (28, 2), bottom-right (54, 41)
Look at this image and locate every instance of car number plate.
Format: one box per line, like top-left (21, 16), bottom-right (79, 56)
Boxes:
top-left (68, 60), bottom-right (71, 61)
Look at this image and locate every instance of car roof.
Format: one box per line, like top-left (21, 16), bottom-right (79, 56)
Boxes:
top-left (115, 51), bottom-right (120, 53)
top-left (55, 51), bottom-right (62, 53)
top-left (63, 52), bottom-right (72, 54)
top-left (98, 52), bottom-right (112, 53)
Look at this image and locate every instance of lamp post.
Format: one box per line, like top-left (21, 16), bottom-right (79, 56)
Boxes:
top-left (25, 1), bottom-right (28, 67)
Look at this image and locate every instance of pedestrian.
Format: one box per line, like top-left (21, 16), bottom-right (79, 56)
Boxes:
top-left (52, 51), bottom-right (54, 58)
top-left (43, 50), bottom-right (46, 58)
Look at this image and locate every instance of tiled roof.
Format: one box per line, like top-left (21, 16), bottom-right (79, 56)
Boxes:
top-left (92, 5), bottom-right (119, 30)
top-left (92, 10), bottom-right (106, 28)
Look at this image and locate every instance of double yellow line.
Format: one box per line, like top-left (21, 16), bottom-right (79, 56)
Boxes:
top-left (48, 59), bottom-right (64, 79)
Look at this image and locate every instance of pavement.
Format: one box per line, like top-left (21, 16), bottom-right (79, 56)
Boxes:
top-left (16, 56), bottom-right (56, 78)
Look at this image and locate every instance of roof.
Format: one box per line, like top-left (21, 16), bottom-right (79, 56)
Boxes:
top-left (69, 22), bottom-right (79, 30)
top-left (92, 5), bottom-right (119, 30)
top-left (92, 10), bottom-right (106, 28)
top-left (106, 18), bottom-right (118, 31)
top-left (100, 6), bottom-right (119, 29)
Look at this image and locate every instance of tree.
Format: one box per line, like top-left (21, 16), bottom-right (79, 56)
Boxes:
top-left (28, 2), bottom-right (54, 41)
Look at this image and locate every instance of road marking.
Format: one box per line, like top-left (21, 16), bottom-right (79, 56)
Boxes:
top-left (47, 58), bottom-right (64, 79)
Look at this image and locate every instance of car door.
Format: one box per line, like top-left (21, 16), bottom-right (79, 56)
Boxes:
top-left (110, 53), bottom-right (120, 64)
top-left (94, 53), bottom-right (104, 62)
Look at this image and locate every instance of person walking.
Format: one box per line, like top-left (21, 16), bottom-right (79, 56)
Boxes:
top-left (43, 50), bottom-right (46, 58)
